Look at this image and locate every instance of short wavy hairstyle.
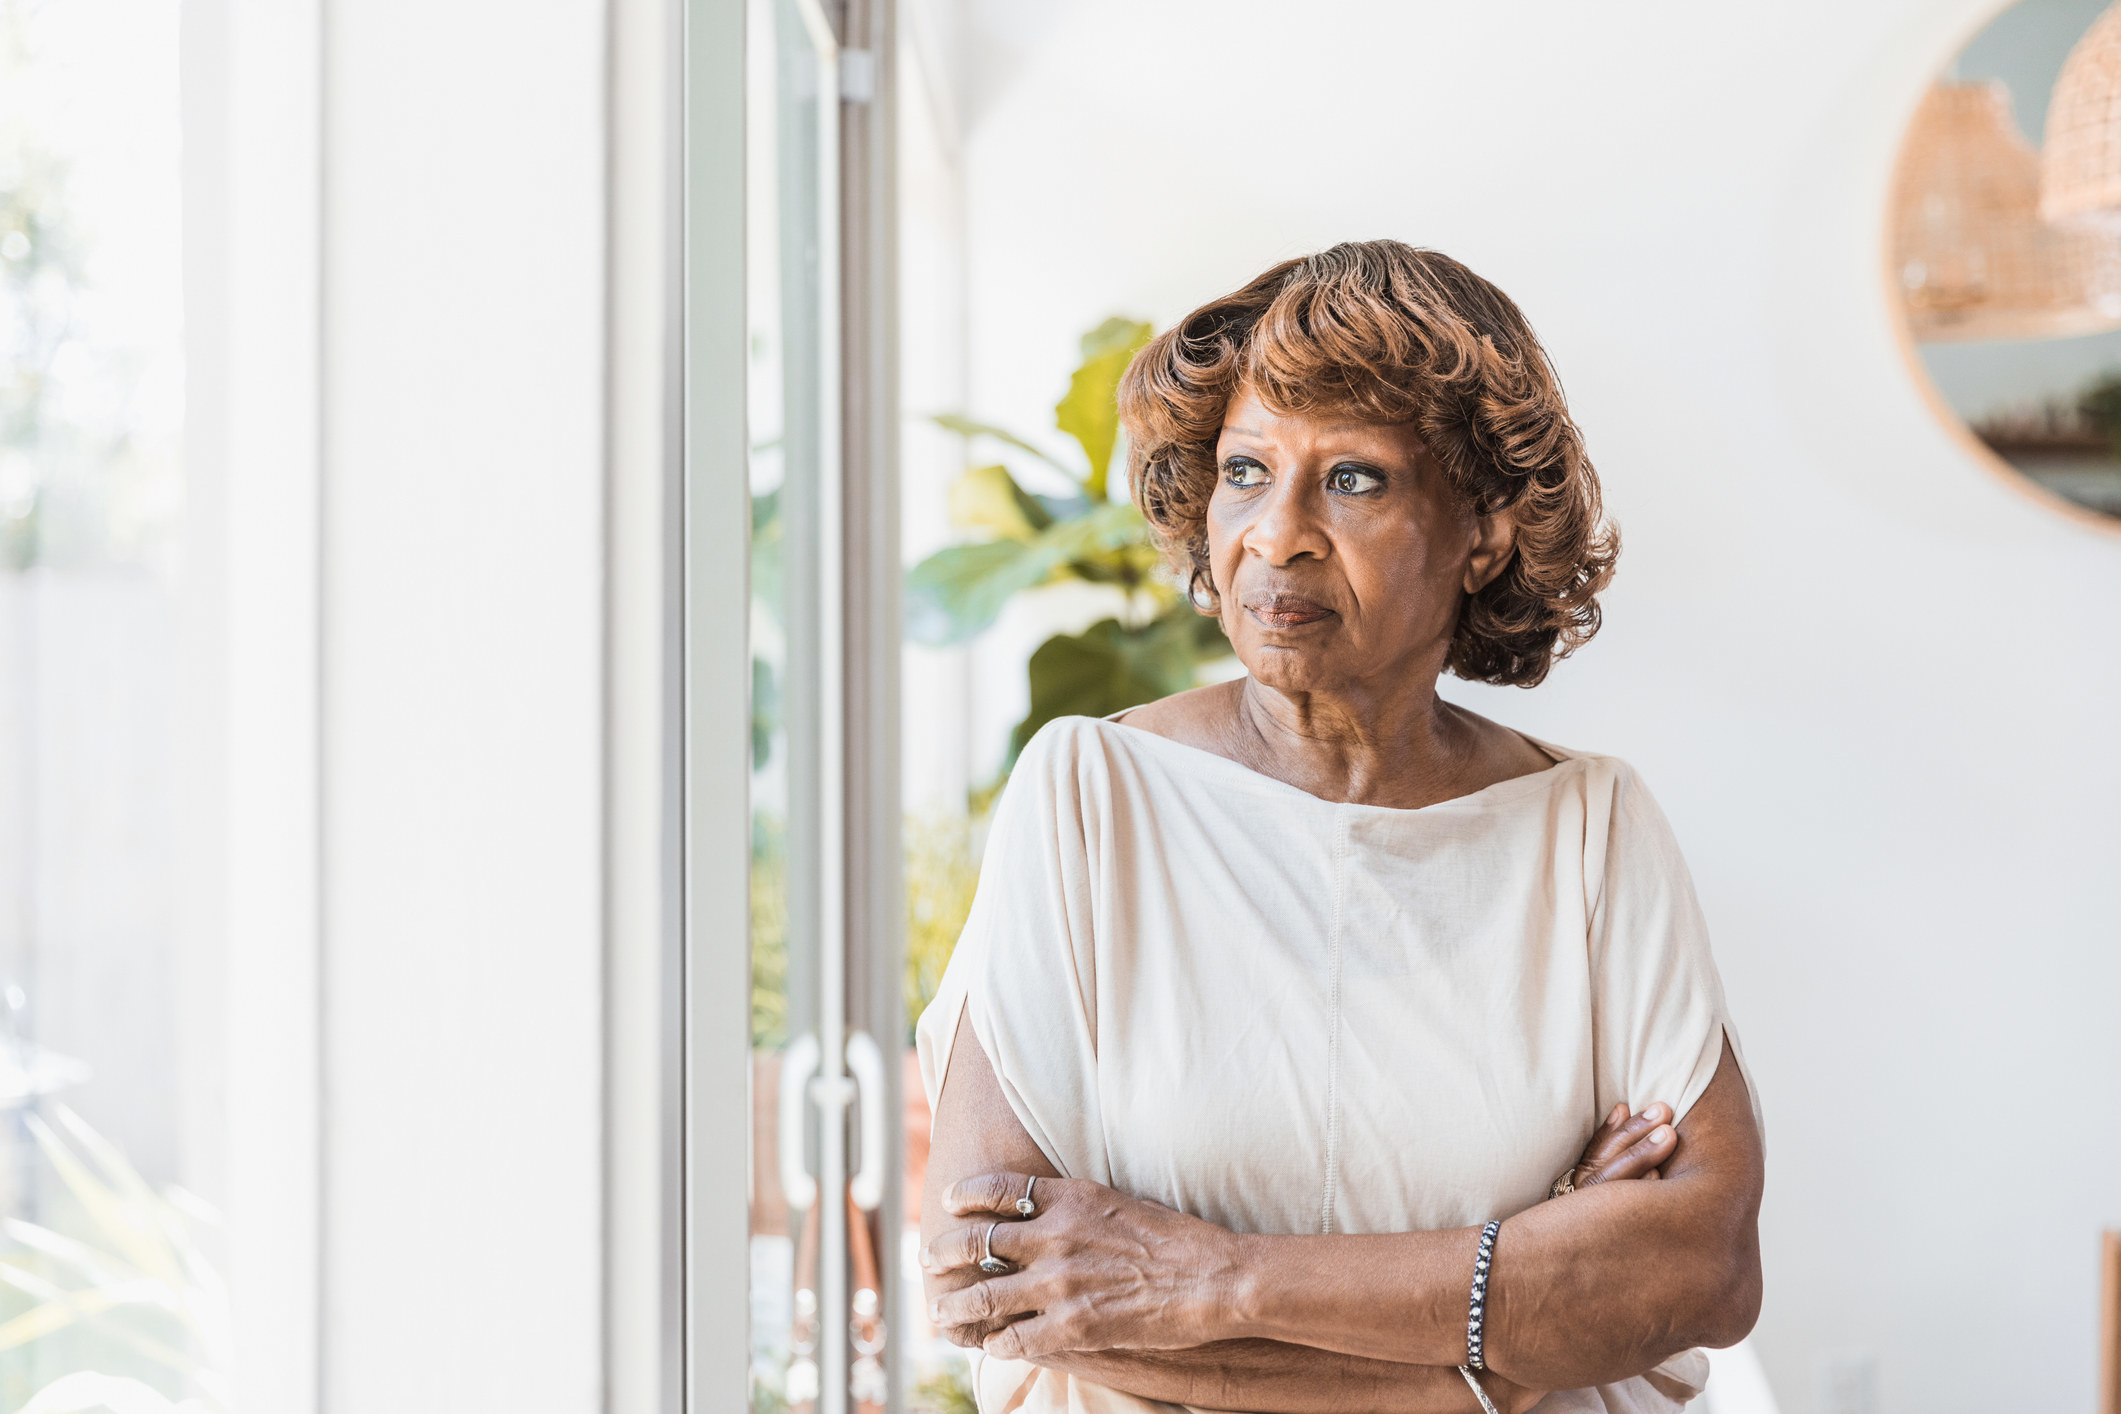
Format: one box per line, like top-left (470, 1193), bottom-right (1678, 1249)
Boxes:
top-left (1119, 240), bottom-right (1619, 687)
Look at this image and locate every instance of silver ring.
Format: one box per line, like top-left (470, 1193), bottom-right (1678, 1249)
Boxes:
top-left (1015, 1176), bottom-right (1037, 1217)
top-left (978, 1220), bottom-right (1010, 1275)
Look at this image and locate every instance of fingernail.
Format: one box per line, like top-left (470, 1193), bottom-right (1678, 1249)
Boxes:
top-left (930, 1301), bottom-right (943, 1322)
top-left (1650, 1125), bottom-right (1672, 1144)
top-left (918, 1247), bottom-right (933, 1270)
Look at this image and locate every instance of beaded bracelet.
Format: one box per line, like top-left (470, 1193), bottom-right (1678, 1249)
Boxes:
top-left (1464, 1219), bottom-right (1500, 1370)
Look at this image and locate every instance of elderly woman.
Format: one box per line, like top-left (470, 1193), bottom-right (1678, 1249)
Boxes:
top-left (915, 241), bottom-right (1763, 1414)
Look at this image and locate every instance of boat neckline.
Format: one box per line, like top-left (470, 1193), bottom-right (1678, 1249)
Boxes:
top-left (1090, 713), bottom-right (1585, 815)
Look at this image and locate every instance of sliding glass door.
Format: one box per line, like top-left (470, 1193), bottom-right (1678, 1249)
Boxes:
top-left (740, 2), bottom-right (899, 1411)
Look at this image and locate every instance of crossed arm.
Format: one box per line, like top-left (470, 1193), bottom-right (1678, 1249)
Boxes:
top-left (919, 1010), bottom-right (1763, 1414)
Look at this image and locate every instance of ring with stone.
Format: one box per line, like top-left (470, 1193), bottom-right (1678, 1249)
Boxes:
top-left (1015, 1176), bottom-right (1038, 1218)
top-left (979, 1221), bottom-right (1011, 1275)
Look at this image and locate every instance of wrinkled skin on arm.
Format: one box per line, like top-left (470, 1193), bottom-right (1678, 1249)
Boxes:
top-left (920, 1010), bottom-right (1726, 1413)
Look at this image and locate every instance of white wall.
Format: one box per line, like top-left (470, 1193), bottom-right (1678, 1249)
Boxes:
top-left (899, 2), bottom-right (977, 813)
top-left (947, 3), bottom-right (2121, 1412)
top-left (322, 2), bottom-right (608, 1408)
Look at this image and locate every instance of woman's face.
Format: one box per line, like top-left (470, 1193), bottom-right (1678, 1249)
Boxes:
top-left (1207, 387), bottom-right (1515, 699)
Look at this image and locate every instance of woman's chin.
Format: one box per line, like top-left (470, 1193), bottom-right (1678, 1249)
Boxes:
top-left (1236, 649), bottom-right (1335, 695)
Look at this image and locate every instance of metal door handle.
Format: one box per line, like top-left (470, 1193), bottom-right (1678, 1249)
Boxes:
top-left (844, 1030), bottom-right (886, 1211)
top-left (779, 1031), bottom-right (821, 1209)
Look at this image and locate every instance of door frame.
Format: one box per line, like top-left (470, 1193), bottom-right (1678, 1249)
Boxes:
top-left (682, 0), bottom-right (755, 1407)
top-left (683, 0), bottom-right (902, 1405)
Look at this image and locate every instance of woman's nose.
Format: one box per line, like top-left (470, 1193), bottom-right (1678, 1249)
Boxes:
top-left (1244, 480), bottom-right (1330, 565)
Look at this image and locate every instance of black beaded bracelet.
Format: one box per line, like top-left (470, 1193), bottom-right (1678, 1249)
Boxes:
top-left (1465, 1219), bottom-right (1500, 1370)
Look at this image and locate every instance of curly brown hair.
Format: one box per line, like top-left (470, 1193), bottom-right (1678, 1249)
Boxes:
top-left (1119, 240), bottom-right (1619, 687)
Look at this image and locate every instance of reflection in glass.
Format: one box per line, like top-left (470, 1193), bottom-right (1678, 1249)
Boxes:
top-left (0, 1), bottom-right (221, 1409)
top-left (749, 0), bottom-right (830, 1408)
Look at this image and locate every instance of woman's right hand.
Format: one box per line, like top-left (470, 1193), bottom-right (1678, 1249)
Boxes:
top-left (1560, 1102), bottom-right (1677, 1192)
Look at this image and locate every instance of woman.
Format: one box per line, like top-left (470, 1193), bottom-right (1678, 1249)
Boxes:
top-left (915, 241), bottom-right (1763, 1414)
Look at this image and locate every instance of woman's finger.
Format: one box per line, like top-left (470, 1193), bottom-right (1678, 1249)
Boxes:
top-left (1577, 1102), bottom-right (1673, 1175)
top-left (942, 1324), bottom-right (1004, 1350)
top-left (917, 1221), bottom-right (984, 1276)
top-left (944, 1171), bottom-right (1043, 1218)
top-left (939, 1317), bottom-right (1016, 1350)
top-left (1582, 1124), bottom-right (1675, 1185)
top-left (1599, 1103), bottom-right (1670, 1158)
top-left (1590, 1103), bottom-right (1629, 1146)
top-left (920, 1215), bottom-right (1037, 1276)
top-left (1574, 1103), bottom-right (1634, 1170)
top-left (981, 1302), bottom-right (1086, 1362)
top-left (932, 1270), bottom-right (1042, 1329)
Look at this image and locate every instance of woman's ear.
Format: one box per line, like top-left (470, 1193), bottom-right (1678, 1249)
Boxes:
top-left (1463, 508), bottom-right (1517, 594)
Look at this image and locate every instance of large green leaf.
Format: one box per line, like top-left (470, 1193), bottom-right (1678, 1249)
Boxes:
top-left (1019, 495), bottom-right (1150, 570)
top-left (904, 541), bottom-right (1032, 646)
top-left (1033, 490), bottom-right (1093, 523)
top-left (1054, 317), bottom-right (1153, 503)
top-left (905, 501), bottom-right (1148, 646)
top-left (947, 464), bottom-right (1051, 539)
top-left (1007, 604), bottom-right (1227, 763)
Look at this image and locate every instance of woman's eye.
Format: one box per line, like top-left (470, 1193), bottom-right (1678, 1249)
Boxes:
top-left (1327, 465), bottom-right (1383, 494)
top-left (1224, 458), bottom-right (1269, 488)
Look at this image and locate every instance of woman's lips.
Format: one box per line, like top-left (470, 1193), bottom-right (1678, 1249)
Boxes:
top-left (1243, 594), bottom-right (1334, 629)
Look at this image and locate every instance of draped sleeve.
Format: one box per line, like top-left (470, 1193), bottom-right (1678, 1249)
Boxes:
top-left (1582, 758), bottom-right (1757, 1132)
top-left (914, 719), bottom-right (1114, 1183)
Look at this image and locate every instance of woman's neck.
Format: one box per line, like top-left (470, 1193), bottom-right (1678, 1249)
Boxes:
top-left (1230, 675), bottom-right (1479, 809)
top-left (1114, 670), bottom-right (1557, 810)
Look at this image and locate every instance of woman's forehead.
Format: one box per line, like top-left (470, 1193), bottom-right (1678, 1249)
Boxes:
top-left (1217, 389), bottom-right (1426, 455)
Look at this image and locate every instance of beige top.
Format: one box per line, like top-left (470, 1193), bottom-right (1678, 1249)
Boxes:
top-left (917, 715), bottom-right (1750, 1414)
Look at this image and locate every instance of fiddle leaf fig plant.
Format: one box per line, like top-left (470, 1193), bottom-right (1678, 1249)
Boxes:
top-left (907, 317), bottom-right (1232, 778)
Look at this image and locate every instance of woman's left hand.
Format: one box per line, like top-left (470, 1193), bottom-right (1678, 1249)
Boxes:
top-left (922, 1171), bottom-right (1243, 1358)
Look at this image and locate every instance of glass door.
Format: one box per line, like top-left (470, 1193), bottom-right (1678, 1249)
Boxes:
top-left (745, 2), bottom-right (896, 1411)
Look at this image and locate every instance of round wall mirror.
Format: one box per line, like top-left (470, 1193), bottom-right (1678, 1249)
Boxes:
top-left (1893, 0), bottom-right (2121, 523)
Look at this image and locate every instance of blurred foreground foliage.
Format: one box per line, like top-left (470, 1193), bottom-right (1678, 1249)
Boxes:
top-left (0, 1104), bottom-right (228, 1413)
top-left (912, 1354), bottom-right (978, 1414)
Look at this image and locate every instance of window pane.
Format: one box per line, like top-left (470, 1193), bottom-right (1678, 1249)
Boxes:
top-left (0, 1), bottom-right (212, 1408)
top-left (748, 0), bottom-right (828, 1408)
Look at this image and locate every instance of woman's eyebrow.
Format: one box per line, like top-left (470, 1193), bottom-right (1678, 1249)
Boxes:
top-left (1222, 426), bottom-right (1263, 440)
